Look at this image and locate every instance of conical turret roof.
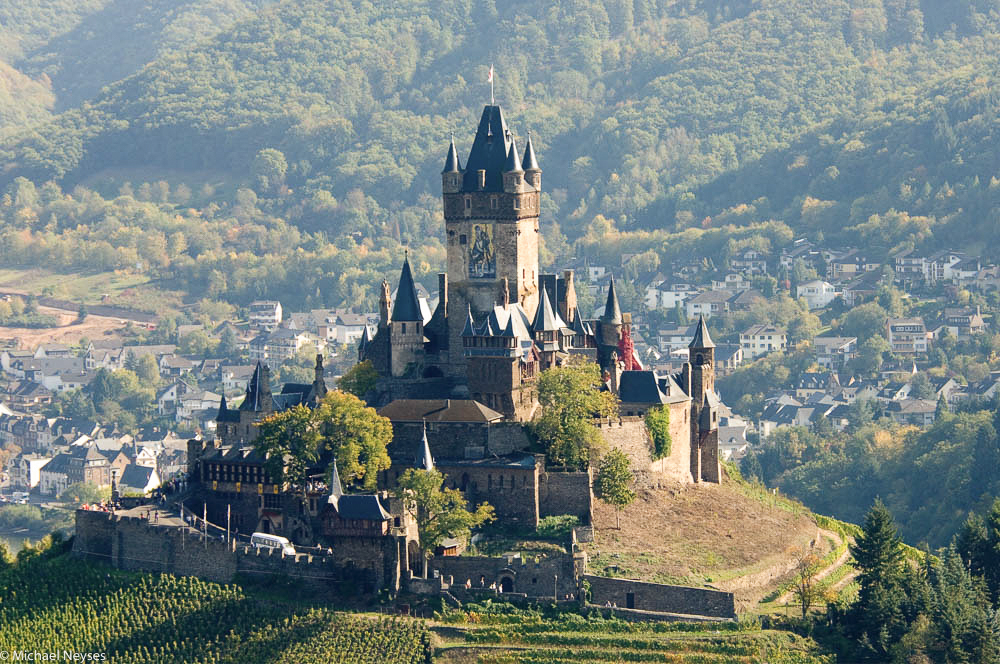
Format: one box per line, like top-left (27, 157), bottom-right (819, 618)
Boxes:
top-left (417, 423), bottom-right (435, 471)
top-left (329, 458), bottom-right (343, 499)
top-left (461, 305), bottom-right (476, 337)
top-left (522, 133), bottom-right (540, 170)
top-left (602, 276), bottom-right (622, 324)
top-left (442, 135), bottom-right (461, 173)
top-left (504, 136), bottom-right (523, 172)
top-left (533, 284), bottom-right (566, 332)
top-left (216, 394), bottom-right (228, 417)
top-left (391, 256), bottom-right (422, 322)
top-left (690, 315), bottom-right (715, 349)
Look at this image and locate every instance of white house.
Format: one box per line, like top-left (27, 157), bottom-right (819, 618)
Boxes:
top-left (644, 282), bottom-right (695, 310)
top-left (249, 300), bottom-right (283, 331)
top-left (740, 325), bottom-right (788, 359)
top-left (796, 280), bottom-right (839, 309)
top-left (9, 454), bottom-right (51, 490)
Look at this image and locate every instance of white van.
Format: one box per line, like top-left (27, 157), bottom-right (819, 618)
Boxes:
top-left (250, 533), bottom-right (295, 556)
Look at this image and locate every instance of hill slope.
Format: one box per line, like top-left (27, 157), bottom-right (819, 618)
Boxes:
top-left (586, 465), bottom-right (858, 612)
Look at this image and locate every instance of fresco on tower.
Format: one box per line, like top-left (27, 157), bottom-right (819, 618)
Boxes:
top-left (469, 223), bottom-right (496, 278)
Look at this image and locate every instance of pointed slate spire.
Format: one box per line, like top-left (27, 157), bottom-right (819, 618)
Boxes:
top-left (461, 304), bottom-right (476, 337)
top-left (391, 255), bottom-right (423, 322)
top-left (463, 104), bottom-right (512, 192)
top-left (522, 132), bottom-right (540, 171)
top-left (240, 361), bottom-right (270, 411)
top-left (533, 284), bottom-right (565, 332)
top-left (417, 422), bottom-right (434, 471)
top-left (602, 276), bottom-right (622, 324)
top-left (442, 134), bottom-right (461, 173)
top-left (690, 315), bottom-right (715, 349)
top-left (504, 136), bottom-right (523, 172)
top-left (216, 393), bottom-right (228, 418)
top-left (329, 458), bottom-right (343, 499)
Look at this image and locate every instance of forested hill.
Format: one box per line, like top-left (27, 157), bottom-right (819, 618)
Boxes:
top-left (1, 1), bottom-right (1000, 307)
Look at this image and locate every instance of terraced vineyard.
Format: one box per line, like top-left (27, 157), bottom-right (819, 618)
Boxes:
top-left (432, 607), bottom-right (833, 664)
top-left (0, 552), bottom-right (430, 663)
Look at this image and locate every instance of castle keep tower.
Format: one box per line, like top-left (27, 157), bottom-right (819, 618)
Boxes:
top-left (684, 316), bottom-right (721, 483)
top-left (442, 106), bottom-right (542, 374)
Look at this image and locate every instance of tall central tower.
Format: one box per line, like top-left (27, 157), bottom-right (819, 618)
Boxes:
top-left (441, 105), bottom-right (541, 373)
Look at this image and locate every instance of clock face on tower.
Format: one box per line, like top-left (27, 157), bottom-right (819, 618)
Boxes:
top-left (469, 223), bottom-right (496, 279)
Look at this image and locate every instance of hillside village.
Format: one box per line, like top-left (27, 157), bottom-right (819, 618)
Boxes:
top-left (1, 236), bottom-right (996, 502)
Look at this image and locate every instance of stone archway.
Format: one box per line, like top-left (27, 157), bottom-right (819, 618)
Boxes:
top-left (499, 575), bottom-right (514, 593)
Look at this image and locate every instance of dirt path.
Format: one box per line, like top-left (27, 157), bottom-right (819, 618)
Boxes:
top-left (775, 530), bottom-right (853, 604)
top-left (0, 306), bottom-right (128, 347)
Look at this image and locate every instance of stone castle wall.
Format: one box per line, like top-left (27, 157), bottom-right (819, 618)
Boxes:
top-left (73, 510), bottom-right (395, 592)
top-left (584, 575), bottom-right (736, 620)
top-left (596, 416), bottom-right (693, 484)
top-left (538, 470), bottom-right (592, 524)
top-left (430, 553), bottom-right (582, 598)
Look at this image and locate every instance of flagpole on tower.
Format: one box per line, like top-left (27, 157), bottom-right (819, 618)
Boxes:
top-left (488, 63), bottom-right (495, 105)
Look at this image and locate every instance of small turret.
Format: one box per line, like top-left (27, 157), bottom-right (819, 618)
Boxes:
top-left (503, 137), bottom-right (525, 194)
top-left (442, 135), bottom-right (462, 194)
top-left (504, 137), bottom-right (523, 173)
top-left (522, 132), bottom-right (541, 190)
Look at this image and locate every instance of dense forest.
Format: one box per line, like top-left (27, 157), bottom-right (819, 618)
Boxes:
top-left (1, 1), bottom-right (1000, 309)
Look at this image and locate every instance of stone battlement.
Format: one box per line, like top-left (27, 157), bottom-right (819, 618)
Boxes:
top-left (72, 509), bottom-right (387, 592)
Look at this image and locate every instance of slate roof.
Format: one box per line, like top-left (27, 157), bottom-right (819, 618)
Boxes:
top-left (378, 399), bottom-right (503, 423)
top-left (618, 371), bottom-right (667, 405)
top-left (602, 276), bottom-right (622, 323)
top-left (461, 105), bottom-right (514, 193)
top-left (391, 257), bottom-right (423, 322)
top-left (690, 315), bottom-right (715, 348)
top-left (532, 284), bottom-right (566, 332)
top-left (239, 362), bottom-right (270, 412)
top-left (438, 453), bottom-right (539, 469)
top-left (522, 133), bottom-right (540, 170)
top-left (120, 464), bottom-right (154, 491)
top-left (442, 135), bottom-right (461, 173)
top-left (334, 495), bottom-right (391, 521)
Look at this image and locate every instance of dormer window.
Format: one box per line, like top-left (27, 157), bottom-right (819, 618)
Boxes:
top-left (478, 170), bottom-right (486, 189)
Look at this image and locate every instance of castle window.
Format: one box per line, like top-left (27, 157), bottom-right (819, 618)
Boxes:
top-left (465, 197), bottom-right (471, 210)
top-left (491, 196), bottom-right (498, 209)
top-left (514, 199), bottom-right (520, 210)
top-left (460, 234), bottom-right (467, 245)
top-left (402, 323), bottom-right (407, 333)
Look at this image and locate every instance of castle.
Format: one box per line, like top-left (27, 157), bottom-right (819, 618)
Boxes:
top-left (359, 103), bottom-right (722, 483)
top-left (177, 103), bottom-right (723, 594)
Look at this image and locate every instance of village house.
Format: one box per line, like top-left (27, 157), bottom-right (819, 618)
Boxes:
top-left (685, 290), bottom-right (732, 319)
top-left (739, 325), bottom-right (788, 359)
top-left (886, 317), bottom-right (929, 354)
top-left (249, 300), bottom-right (283, 331)
top-left (796, 280), bottom-right (839, 310)
top-left (813, 336), bottom-right (858, 369)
